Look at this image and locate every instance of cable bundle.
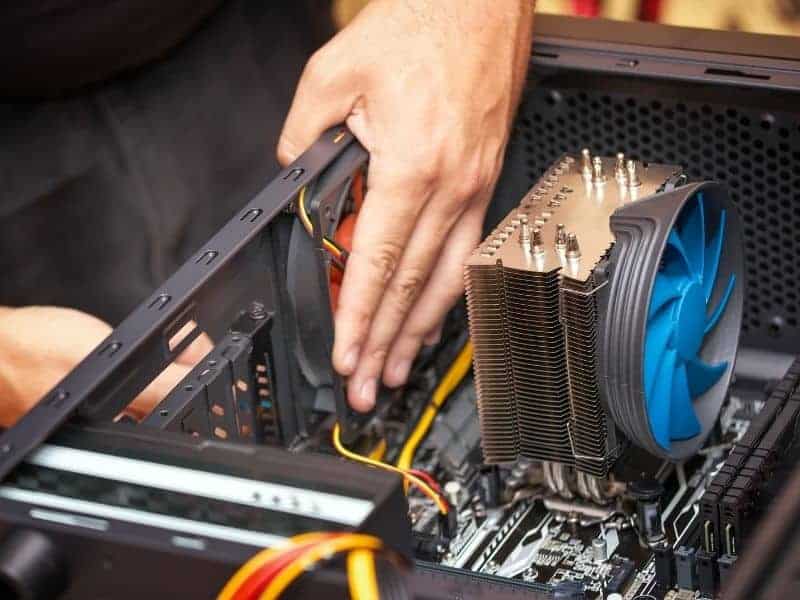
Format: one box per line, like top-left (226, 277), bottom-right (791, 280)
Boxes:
top-left (395, 342), bottom-right (473, 473)
top-left (332, 423), bottom-right (450, 514)
top-left (332, 340), bottom-right (475, 515)
top-left (218, 532), bottom-right (385, 600)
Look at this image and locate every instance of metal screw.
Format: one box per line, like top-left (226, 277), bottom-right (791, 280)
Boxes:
top-left (627, 159), bottom-right (642, 187)
top-left (249, 301), bottom-right (267, 320)
top-left (566, 233), bottom-right (581, 259)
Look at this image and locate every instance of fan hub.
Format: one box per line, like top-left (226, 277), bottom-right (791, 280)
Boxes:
top-left (672, 281), bottom-right (706, 360)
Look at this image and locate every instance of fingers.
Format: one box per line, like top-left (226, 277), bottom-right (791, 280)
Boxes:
top-left (276, 42), bottom-right (360, 166)
top-left (176, 332), bottom-right (214, 365)
top-left (382, 206), bottom-right (486, 389)
top-left (345, 200), bottom-right (458, 408)
top-left (126, 362), bottom-right (193, 421)
top-left (331, 166), bottom-right (430, 384)
top-left (127, 332), bottom-right (214, 421)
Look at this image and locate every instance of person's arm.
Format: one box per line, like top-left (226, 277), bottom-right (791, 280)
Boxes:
top-left (0, 306), bottom-right (212, 426)
top-left (278, 0), bottom-right (535, 410)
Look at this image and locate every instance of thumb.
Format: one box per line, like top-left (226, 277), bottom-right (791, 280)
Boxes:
top-left (277, 46), bottom-right (359, 166)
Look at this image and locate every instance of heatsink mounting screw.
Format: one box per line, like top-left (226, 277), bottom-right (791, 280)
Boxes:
top-left (566, 233), bottom-right (581, 259)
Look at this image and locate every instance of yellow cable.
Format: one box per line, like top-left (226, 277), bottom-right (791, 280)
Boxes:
top-left (332, 423), bottom-right (449, 514)
top-left (347, 549), bottom-right (381, 600)
top-left (216, 532), bottom-right (332, 600)
top-left (367, 438), bottom-right (387, 461)
top-left (298, 187), bottom-right (344, 259)
top-left (297, 187), bottom-right (314, 232)
top-left (258, 534), bottom-right (382, 600)
top-left (396, 341), bottom-right (473, 473)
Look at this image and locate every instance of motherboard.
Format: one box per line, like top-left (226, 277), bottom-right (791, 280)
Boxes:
top-left (364, 153), bottom-right (798, 600)
top-left (395, 373), bottom-right (765, 599)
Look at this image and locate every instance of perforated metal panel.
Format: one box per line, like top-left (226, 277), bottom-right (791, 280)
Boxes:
top-left (493, 69), bottom-right (800, 353)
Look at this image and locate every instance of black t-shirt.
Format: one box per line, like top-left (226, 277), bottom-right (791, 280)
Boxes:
top-left (0, 0), bottom-right (334, 323)
top-left (1, 0), bottom-right (226, 97)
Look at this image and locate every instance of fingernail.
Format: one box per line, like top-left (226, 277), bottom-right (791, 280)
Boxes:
top-left (359, 378), bottom-right (377, 407)
top-left (341, 345), bottom-right (360, 374)
top-left (392, 359), bottom-right (412, 385)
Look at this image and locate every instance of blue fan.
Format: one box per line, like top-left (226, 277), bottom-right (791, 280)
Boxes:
top-left (643, 193), bottom-right (737, 451)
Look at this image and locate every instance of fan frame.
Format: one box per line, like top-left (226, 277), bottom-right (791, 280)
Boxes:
top-left (598, 181), bottom-right (745, 460)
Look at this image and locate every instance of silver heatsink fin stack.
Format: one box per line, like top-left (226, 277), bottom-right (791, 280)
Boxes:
top-left (465, 152), bottom-right (682, 476)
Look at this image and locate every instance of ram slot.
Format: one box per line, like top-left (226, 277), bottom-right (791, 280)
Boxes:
top-left (504, 266), bottom-right (574, 465)
top-left (561, 276), bottom-right (614, 476)
top-left (465, 263), bottom-right (518, 463)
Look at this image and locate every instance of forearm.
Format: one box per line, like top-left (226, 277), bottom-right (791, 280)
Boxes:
top-left (0, 307), bottom-right (26, 425)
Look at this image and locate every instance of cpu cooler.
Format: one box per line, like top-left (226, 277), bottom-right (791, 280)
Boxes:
top-left (465, 152), bottom-right (744, 472)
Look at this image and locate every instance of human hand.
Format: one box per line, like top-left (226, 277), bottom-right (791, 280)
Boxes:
top-left (0, 306), bottom-right (213, 426)
top-left (278, 0), bottom-right (534, 410)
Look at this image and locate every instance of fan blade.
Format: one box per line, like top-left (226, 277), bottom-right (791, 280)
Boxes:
top-left (679, 193), bottom-right (705, 280)
top-left (650, 272), bottom-right (682, 316)
top-left (666, 230), bottom-right (692, 276)
top-left (703, 209), bottom-right (727, 302)
top-left (648, 349), bottom-right (677, 450)
top-left (645, 308), bottom-right (673, 399)
top-left (705, 273), bottom-right (735, 335)
top-left (670, 362), bottom-right (702, 440)
top-left (686, 356), bottom-right (728, 398)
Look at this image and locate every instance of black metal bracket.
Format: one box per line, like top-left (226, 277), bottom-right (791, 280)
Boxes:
top-left (141, 304), bottom-right (276, 444)
top-left (0, 126), bottom-right (369, 481)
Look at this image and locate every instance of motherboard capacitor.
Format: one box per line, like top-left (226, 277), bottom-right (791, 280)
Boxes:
top-left (443, 481), bottom-right (466, 510)
top-left (591, 537), bottom-right (607, 563)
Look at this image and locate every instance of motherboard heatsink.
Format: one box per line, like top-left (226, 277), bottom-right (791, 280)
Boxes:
top-left (465, 152), bottom-right (744, 475)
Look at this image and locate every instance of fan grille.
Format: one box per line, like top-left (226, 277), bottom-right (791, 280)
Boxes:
top-left (493, 69), bottom-right (800, 353)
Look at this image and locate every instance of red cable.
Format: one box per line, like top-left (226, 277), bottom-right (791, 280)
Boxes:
top-left (231, 536), bottom-right (341, 600)
top-left (638, 0), bottom-right (663, 21)
top-left (572, 0), bottom-right (601, 17)
top-left (407, 469), bottom-right (444, 496)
